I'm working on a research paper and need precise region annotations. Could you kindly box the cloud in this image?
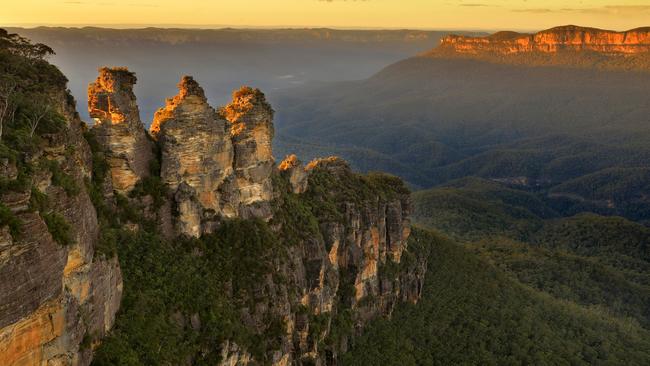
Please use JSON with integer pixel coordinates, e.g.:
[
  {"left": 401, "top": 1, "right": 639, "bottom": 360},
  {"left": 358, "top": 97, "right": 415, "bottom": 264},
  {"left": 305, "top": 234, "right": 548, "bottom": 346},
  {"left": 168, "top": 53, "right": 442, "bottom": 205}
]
[
  {"left": 513, "top": 5, "right": 650, "bottom": 15},
  {"left": 511, "top": 8, "right": 553, "bottom": 14},
  {"left": 127, "top": 3, "right": 161, "bottom": 7},
  {"left": 66, "top": 1, "right": 160, "bottom": 6}
]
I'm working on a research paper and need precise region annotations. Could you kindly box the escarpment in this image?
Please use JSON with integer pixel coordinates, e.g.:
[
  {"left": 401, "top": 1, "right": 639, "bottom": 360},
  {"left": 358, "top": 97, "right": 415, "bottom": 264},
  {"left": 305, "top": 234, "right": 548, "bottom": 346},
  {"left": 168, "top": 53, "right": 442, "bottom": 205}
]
[
  {"left": 439, "top": 26, "right": 650, "bottom": 55},
  {"left": 88, "top": 67, "right": 153, "bottom": 193},
  {"left": 89, "top": 69, "right": 425, "bottom": 364},
  {"left": 429, "top": 25, "right": 650, "bottom": 71}
]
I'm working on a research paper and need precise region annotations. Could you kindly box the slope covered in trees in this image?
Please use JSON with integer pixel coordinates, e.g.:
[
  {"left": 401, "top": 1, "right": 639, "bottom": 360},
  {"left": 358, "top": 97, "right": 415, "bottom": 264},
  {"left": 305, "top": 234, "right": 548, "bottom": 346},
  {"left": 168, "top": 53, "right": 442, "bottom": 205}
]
[
  {"left": 411, "top": 179, "right": 650, "bottom": 329},
  {"left": 273, "top": 55, "right": 650, "bottom": 223},
  {"left": 342, "top": 229, "right": 650, "bottom": 365}
]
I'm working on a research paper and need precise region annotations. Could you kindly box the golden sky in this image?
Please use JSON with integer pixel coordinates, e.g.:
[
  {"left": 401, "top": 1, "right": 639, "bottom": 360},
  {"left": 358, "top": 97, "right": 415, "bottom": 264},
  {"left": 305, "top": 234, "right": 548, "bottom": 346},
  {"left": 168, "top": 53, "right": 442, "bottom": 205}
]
[{"left": 2, "top": 0, "right": 649, "bottom": 31}]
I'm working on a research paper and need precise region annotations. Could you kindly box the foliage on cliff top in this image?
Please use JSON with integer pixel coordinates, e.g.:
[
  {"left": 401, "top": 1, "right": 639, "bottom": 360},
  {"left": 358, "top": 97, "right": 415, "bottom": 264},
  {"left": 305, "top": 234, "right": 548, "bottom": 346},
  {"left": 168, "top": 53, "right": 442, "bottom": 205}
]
[
  {"left": 0, "top": 28, "right": 71, "bottom": 191},
  {"left": 303, "top": 157, "right": 410, "bottom": 222}
]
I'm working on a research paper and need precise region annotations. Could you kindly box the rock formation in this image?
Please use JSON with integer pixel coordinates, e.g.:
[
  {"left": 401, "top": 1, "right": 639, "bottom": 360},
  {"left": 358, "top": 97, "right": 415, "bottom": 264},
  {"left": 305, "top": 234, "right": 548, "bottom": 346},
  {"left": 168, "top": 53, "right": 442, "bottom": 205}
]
[
  {"left": 151, "top": 79, "right": 275, "bottom": 237},
  {"left": 1, "top": 56, "right": 425, "bottom": 366},
  {"left": 0, "top": 86, "right": 122, "bottom": 366},
  {"left": 438, "top": 25, "right": 650, "bottom": 55},
  {"left": 151, "top": 76, "right": 234, "bottom": 237},
  {"left": 278, "top": 154, "right": 308, "bottom": 194},
  {"left": 88, "top": 67, "right": 153, "bottom": 193},
  {"left": 222, "top": 86, "right": 275, "bottom": 219},
  {"left": 211, "top": 156, "right": 423, "bottom": 365}
]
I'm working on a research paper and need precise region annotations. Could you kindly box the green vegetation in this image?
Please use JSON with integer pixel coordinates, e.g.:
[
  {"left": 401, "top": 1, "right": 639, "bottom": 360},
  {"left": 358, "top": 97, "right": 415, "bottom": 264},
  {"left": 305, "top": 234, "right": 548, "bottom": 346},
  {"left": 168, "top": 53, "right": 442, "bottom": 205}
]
[
  {"left": 342, "top": 229, "right": 650, "bottom": 365},
  {"left": 42, "top": 211, "right": 73, "bottom": 246},
  {"left": 92, "top": 222, "right": 283, "bottom": 365},
  {"left": 0, "top": 202, "right": 21, "bottom": 237},
  {"left": 0, "top": 28, "right": 80, "bottom": 244},
  {"left": 90, "top": 155, "right": 417, "bottom": 364},
  {"left": 43, "top": 158, "right": 80, "bottom": 196},
  {"left": 412, "top": 178, "right": 650, "bottom": 329},
  {"left": 275, "top": 55, "right": 650, "bottom": 223}
]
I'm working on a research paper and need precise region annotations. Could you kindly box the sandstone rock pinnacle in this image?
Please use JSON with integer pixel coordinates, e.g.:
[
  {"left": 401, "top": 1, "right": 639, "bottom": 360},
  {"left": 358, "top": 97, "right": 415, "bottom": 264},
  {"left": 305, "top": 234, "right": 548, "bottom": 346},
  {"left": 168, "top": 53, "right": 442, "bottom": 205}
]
[
  {"left": 151, "top": 76, "right": 235, "bottom": 237},
  {"left": 88, "top": 67, "right": 153, "bottom": 193},
  {"left": 222, "top": 86, "right": 275, "bottom": 218}
]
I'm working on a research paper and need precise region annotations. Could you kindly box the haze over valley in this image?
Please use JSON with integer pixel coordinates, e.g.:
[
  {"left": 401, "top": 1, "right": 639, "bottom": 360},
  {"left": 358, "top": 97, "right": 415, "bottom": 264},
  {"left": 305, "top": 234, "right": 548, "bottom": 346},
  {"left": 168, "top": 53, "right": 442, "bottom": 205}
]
[{"left": 6, "top": 27, "right": 476, "bottom": 123}]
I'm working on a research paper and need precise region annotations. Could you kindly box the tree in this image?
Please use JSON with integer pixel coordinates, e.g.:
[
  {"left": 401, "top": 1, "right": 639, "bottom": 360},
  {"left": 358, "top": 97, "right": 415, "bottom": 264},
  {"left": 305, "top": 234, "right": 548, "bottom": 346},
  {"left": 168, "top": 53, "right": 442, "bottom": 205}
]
[
  {"left": 0, "top": 79, "right": 17, "bottom": 141},
  {"left": 0, "top": 29, "right": 54, "bottom": 62},
  {"left": 25, "top": 95, "right": 52, "bottom": 138}
]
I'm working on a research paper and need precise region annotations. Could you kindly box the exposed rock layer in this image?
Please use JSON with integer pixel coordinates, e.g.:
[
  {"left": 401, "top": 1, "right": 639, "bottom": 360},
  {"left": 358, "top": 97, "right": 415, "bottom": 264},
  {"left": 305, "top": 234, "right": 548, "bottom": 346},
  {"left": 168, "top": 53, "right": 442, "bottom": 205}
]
[
  {"left": 151, "top": 76, "right": 235, "bottom": 236},
  {"left": 439, "top": 26, "right": 650, "bottom": 55},
  {"left": 222, "top": 86, "right": 275, "bottom": 219},
  {"left": 0, "top": 89, "right": 122, "bottom": 366}
]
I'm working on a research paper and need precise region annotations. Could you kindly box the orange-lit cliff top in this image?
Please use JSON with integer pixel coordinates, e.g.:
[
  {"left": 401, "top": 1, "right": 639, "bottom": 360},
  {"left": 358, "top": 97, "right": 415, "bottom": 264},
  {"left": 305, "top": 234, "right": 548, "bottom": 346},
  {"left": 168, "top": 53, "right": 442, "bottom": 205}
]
[{"left": 434, "top": 25, "right": 650, "bottom": 55}]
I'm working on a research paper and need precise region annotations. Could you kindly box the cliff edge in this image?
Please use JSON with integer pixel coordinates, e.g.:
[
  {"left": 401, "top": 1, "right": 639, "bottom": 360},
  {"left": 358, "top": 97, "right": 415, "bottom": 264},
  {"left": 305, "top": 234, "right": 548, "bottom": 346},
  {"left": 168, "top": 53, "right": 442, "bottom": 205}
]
[{"left": 428, "top": 25, "right": 650, "bottom": 71}]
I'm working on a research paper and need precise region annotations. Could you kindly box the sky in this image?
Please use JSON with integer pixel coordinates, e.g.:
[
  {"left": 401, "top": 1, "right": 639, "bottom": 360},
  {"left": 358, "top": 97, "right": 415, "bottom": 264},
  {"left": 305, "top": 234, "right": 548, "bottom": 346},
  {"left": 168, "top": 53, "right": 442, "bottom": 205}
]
[{"left": 2, "top": 0, "right": 650, "bottom": 31}]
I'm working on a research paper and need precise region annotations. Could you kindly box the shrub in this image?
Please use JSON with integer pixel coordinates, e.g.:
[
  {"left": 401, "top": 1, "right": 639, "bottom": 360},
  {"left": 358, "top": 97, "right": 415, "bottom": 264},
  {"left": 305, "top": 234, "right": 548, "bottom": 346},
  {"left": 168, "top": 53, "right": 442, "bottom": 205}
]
[
  {"left": 43, "top": 159, "right": 79, "bottom": 196},
  {"left": 0, "top": 202, "right": 21, "bottom": 237},
  {"left": 43, "top": 212, "right": 73, "bottom": 246}
]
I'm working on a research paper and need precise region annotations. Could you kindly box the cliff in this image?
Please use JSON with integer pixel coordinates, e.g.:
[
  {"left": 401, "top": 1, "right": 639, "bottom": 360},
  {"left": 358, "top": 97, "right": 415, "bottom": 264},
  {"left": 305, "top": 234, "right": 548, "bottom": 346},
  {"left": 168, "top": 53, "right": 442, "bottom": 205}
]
[
  {"left": 0, "top": 36, "right": 122, "bottom": 366},
  {"left": 1, "top": 33, "right": 426, "bottom": 365},
  {"left": 429, "top": 25, "right": 650, "bottom": 71},
  {"left": 439, "top": 26, "right": 650, "bottom": 55}
]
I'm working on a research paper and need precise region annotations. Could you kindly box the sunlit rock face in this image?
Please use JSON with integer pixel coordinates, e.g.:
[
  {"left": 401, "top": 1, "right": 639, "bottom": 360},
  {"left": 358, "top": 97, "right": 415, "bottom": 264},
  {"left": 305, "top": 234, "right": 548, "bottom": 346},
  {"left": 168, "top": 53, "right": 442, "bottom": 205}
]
[
  {"left": 438, "top": 26, "right": 650, "bottom": 55},
  {"left": 88, "top": 67, "right": 153, "bottom": 193},
  {"left": 278, "top": 154, "right": 308, "bottom": 194},
  {"left": 151, "top": 80, "right": 275, "bottom": 237},
  {"left": 151, "top": 76, "right": 234, "bottom": 237},
  {"left": 222, "top": 87, "right": 275, "bottom": 219}
]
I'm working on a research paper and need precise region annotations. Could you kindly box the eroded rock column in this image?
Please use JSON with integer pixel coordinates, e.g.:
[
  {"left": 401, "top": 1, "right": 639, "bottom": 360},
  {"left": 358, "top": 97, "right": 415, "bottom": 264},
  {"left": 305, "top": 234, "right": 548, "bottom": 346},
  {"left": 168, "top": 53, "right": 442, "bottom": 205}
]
[
  {"left": 88, "top": 67, "right": 152, "bottom": 194},
  {"left": 222, "top": 87, "right": 275, "bottom": 219},
  {"left": 151, "top": 76, "right": 234, "bottom": 237}
]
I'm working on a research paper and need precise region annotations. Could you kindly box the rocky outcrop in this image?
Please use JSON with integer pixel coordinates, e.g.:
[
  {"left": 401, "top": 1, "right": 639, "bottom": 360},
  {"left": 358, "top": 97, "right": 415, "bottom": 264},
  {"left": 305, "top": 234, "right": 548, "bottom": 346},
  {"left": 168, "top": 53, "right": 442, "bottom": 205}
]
[
  {"left": 438, "top": 26, "right": 650, "bottom": 55},
  {"left": 88, "top": 67, "right": 153, "bottom": 194},
  {"left": 219, "top": 156, "right": 423, "bottom": 365},
  {"left": 0, "top": 88, "right": 122, "bottom": 365},
  {"left": 279, "top": 154, "right": 308, "bottom": 194},
  {"left": 151, "top": 80, "right": 275, "bottom": 237}
]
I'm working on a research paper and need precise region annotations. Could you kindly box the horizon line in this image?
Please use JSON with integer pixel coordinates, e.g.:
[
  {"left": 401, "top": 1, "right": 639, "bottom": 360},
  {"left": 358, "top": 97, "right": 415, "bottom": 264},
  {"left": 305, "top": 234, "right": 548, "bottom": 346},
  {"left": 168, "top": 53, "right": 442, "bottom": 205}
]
[{"left": 1, "top": 22, "right": 529, "bottom": 33}]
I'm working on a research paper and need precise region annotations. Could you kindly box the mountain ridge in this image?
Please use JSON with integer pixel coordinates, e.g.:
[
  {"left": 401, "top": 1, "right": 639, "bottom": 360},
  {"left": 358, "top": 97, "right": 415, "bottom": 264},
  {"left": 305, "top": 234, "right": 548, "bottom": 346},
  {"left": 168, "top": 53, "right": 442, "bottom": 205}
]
[
  {"left": 436, "top": 25, "right": 650, "bottom": 55},
  {"left": 423, "top": 25, "right": 650, "bottom": 72}
]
